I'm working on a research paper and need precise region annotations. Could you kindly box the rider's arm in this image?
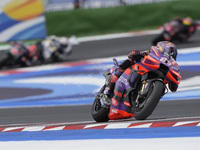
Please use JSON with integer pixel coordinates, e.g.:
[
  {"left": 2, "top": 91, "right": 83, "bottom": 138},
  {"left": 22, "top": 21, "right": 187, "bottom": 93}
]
[
  {"left": 119, "top": 49, "right": 147, "bottom": 71},
  {"left": 128, "top": 49, "right": 142, "bottom": 62},
  {"left": 119, "top": 59, "right": 131, "bottom": 70}
]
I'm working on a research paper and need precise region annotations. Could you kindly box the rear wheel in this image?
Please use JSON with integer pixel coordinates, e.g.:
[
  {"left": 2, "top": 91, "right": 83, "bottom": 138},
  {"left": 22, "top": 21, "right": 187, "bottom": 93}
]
[
  {"left": 91, "top": 85, "right": 110, "bottom": 122},
  {"left": 133, "top": 81, "right": 164, "bottom": 120}
]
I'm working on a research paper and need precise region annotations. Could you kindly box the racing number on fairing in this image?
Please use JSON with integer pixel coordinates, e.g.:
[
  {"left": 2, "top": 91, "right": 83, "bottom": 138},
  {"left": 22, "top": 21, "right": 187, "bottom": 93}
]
[{"left": 160, "top": 57, "right": 171, "bottom": 66}]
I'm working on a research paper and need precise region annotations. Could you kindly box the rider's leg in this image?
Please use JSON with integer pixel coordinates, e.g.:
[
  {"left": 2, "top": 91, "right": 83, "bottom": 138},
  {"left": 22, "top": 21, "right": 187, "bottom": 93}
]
[
  {"left": 104, "top": 59, "right": 132, "bottom": 97},
  {"left": 102, "top": 60, "right": 133, "bottom": 107},
  {"left": 102, "top": 69, "right": 124, "bottom": 107},
  {"left": 104, "top": 74, "right": 119, "bottom": 96},
  {"left": 109, "top": 68, "right": 141, "bottom": 120}
]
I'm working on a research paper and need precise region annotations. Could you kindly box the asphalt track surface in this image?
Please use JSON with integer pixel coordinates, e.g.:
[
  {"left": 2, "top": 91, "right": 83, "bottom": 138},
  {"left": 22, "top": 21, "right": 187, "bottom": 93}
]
[{"left": 0, "top": 31, "right": 200, "bottom": 126}]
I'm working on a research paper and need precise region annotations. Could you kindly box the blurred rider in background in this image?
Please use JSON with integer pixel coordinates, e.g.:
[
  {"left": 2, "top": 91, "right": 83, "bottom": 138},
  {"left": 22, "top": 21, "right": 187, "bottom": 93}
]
[
  {"left": 102, "top": 41, "right": 179, "bottom": 116},
  {"left": 40, "top": 35, "right": 72, "bottom": 62},
  {"left": 170, "top": 17, "right": 196, "bottom": 42},
  {"left": 10, "top": 41, "right": 32, "bottom": 66}
]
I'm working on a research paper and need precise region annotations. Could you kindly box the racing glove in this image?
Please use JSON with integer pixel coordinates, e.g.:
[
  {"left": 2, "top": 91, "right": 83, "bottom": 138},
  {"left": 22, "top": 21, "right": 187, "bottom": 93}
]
[{"left": 128, "top": 49, "right": 142, "bottom": 62}]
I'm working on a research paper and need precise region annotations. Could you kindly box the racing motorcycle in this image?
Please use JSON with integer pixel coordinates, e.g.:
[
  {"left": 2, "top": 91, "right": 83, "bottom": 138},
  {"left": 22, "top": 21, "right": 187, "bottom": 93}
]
[
  {"left": 91, "top": 48, "right": 181, "bottom": 122},
  {"left": 0, "top": 42, "right": 41, "bottom": 69},
  {"left": 152, "top": 20, "right": 200, "bottom": 45},
  {"left": 38, "top": 35, "right": 78, "bottom": 63}
]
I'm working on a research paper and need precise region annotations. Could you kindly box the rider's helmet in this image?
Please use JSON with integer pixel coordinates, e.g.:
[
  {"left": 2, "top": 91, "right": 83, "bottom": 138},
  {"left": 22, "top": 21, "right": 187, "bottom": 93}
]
[
  {"left": 59, "top": 37, "right": 69, "bottom": 48},
  {"left": 156, "top": 41, "right": 178, "bottom": 60},
  {"left": 182, "top": 17, "right": 193, "bottom": 26}
]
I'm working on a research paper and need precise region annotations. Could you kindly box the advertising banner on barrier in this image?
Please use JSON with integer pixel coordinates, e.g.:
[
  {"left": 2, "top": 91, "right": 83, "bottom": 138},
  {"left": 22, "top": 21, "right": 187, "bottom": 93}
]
[
  {"left": 0, "top": 0, "right": 46, "bottom": 43},
  {"left": 45, "top": 0, "right": 174, "bottom": 11}
]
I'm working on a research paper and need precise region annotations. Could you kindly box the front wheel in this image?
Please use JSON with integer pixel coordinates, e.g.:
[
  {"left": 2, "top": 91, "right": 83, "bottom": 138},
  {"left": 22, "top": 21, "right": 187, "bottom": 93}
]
[
  {"left": 91, "top": 85, "right": 110, "bottom": 122},
  {"left": 133, "top": 81, "right": 164, "bottom": 120}
]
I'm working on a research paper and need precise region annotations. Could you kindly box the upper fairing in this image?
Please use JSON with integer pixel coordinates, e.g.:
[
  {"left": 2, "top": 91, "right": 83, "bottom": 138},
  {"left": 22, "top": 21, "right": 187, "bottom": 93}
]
[{"left": 149, "top": 46, "right": 180, "bottom": 72}]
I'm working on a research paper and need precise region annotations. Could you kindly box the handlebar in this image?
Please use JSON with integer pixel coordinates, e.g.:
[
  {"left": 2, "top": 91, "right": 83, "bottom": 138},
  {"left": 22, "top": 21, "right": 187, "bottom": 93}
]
[{"left": 141, "top": 51, "right": 149, "bottom": 57}]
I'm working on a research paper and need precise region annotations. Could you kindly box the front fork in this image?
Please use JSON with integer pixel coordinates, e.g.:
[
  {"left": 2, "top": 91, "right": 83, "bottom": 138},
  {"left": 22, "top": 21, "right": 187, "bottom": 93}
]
[
  {"left": 135, "top": 79, "right": 166, "bottom": 107},
  {"left": 135, "top": 80, "right": 148, "bottom": 107}
]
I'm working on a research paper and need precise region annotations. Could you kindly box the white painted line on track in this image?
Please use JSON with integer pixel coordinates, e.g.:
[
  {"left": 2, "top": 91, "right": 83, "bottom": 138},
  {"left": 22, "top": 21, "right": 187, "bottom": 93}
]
[
  {"left": 84, "top": 123, "right": 108, "bottom": 129},
  {"left": 178, "top": 46, "right": 200, "bottom": 54},
  {"left": 22, "top": 126, "right": 46, "bottom": 132},
  {"left": 42, "top": 126, "right": 66, "bottom": 131},
  {"left": 77, "top": 29, "right": 161, "bottom": 42},
  {"left": 0, "top": 138, "right": 200, "bottom": 150},
  {"left": 2, "top": 127, "right": 24, "bottom": 132},
  {"left": 128, "top": 123, "right": 153, "bottom": 128},
  {"left": 173, "top": 121, "right": 200, "bottom": 127},
  {"left": 0, "top": 29, "right": 160, "bottom": 50},
  {"left": 104, "top": 122, "right": 132, "bottom": 129}
]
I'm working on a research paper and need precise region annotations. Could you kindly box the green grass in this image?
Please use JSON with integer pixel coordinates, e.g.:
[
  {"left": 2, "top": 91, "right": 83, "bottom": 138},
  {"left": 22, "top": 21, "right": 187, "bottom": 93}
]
[{"left": 45, "top": 0, "right": 200, "bottom": 37}]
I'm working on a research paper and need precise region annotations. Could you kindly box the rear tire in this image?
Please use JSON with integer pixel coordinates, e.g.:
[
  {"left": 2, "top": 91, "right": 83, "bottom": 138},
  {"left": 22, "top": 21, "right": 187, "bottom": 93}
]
[
  {"left": 133, "top": 81, "right": 164, "bottom": 120},
  {"left": 91, "top": 85, "right": 110, "bottom": 122}
]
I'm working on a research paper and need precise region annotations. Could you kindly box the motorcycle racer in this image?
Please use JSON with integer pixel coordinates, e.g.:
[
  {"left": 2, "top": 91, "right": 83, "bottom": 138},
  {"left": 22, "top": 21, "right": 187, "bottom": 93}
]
[
  {"left": 170, "top": 17, "right": 196, "bottom": 42},
  {"left": 10, "top": 41, "right": 32, "bottom": 66},
  {"left": 102, "top": 41, "right": 179, "bottom": 120},
  {"left": 40, "top": 35, "right": 72, "bottom": 62},
  {"left": 152, "top": 17, "right": 198, "bottom": 45}
]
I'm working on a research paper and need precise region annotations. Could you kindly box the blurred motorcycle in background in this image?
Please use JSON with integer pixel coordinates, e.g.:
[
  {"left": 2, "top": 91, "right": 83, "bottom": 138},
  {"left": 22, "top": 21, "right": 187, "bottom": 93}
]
[
  {"left": 152, "top": 17, "right": 200, "bottom": 45},
  {"left": 37, "top": 35, "right": 78, "bottom": 63},
  {"left": 0, "top": 41, "right": 41, "bottom": 69},
  {"left": 0, "top": 35, "right": 78, "bottom": 69}
]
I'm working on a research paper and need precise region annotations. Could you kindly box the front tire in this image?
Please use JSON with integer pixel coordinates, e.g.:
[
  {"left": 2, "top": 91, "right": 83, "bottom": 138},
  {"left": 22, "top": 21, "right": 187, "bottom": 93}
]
[
  {"left": 133, "top": 81, "right": 164, "bottom": 120},
  {"left": 91, "top": 85, "right": 110, "bottom": 122}
]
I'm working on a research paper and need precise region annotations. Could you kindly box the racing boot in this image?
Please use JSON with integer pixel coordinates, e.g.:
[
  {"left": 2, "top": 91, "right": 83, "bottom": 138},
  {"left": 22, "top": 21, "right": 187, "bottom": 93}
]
[
  {"left": 102, "top": 79, "right": 116, "bottom": 108},
  {"left": 101, "top": 94, "right": 111, "bottom": 108},
  {"left": 102, "top": 69, "right": 122, "bottom": 108}
]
